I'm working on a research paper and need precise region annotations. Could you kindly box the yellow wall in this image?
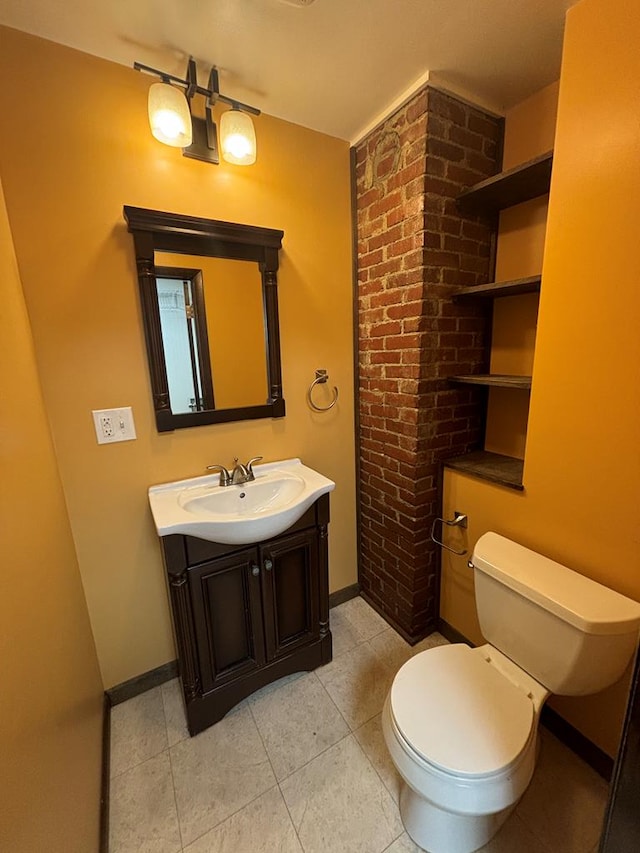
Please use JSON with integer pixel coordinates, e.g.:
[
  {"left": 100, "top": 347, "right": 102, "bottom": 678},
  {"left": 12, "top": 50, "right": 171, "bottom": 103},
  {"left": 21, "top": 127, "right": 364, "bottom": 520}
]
[
  {"left": 0, "top": 176, "right": 103, "bottom": 852},
  {"left": 442, "top": 0, "right": 640, "bottom": 757},
  {"left": 0, "top": 27, "right": 356, "bottom": 688}
]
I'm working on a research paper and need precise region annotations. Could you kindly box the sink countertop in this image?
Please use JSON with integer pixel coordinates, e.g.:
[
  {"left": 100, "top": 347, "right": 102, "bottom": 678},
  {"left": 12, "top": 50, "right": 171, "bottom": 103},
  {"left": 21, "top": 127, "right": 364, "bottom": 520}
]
[{"left": 148, "top": 457, "right": 335, "bottom": 545}]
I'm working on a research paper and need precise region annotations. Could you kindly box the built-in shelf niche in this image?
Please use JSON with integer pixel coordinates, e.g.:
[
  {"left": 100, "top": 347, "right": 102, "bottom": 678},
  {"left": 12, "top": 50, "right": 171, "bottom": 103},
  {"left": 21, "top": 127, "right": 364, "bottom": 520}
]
[
  {"left": 456, "top": 151, "right": 553, "bottom": 214},
  {"left": 445, "top": 151, "right": 553, "bottom": 490},
  {"left": 449, "top": 374, "right": 532, "bottom": 390},
  {"left": 453, "top": 275, "right": 541, "bottom": 300},
  {"left": 443, "top": 450, "right": 524, "bottom": 492}
]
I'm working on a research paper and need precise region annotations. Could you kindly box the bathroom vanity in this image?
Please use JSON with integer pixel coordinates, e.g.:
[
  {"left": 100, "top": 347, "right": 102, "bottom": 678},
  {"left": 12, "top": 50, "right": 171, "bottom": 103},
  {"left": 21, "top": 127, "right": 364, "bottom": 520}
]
[{"left": 157, "top": 488, "right": 332, "bottom": 735}]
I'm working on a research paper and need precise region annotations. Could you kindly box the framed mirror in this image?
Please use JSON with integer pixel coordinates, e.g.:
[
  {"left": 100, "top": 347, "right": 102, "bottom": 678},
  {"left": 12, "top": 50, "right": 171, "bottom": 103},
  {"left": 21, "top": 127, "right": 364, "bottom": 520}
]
[{"left": 123, "top": 206, "right": 285, "bottom": 431}]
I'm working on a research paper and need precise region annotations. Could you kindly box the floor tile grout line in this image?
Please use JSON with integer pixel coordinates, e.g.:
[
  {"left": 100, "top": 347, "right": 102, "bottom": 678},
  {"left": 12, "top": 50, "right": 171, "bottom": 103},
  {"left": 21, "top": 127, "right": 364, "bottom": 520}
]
[
  {"left": 278, "top": 729, "right": 355, "bottom": 786},
  {"left": 247, "top": 699, "right": 279, "bottom": 783},
  {"left": 316, "top": 639, "right": 397, "bottom": 734},
  {"left": 330, "top": 599, "right": 391, "bottom": 650},
  {"left": 248, "top": 674, "right": 353, "bottom": 788},
  {"left": 160, "top": 682, "right": 185, "bottom": 852},
  {"left": 109, "top": 686, "right": 169, "bottom": 781},
  {"left": 275, "top": 732, "right": 405, "bottom": 853},
  {"left": 514, "top": 799, "right": 581, "bottom": 853},
  {"left": 109, "top": 742, "right": 172, "bottom": 784},
  {"left": 352, "top": 720, "right": 401, "bottom": 808},
  {"left": 244, "top": 695, "right": 309, "bottom": 850},
  {"left": 275, "top": 733, "right": 367, "bottom": 853},
  {"left": 309, "top": 668, "right": 353, "bottom": 732},
  {"left": 161, "top": 672, "right": 352, "bottom": 819},
  {"left": 170, "top": 702, "right": 280, "bottom": 848},
  {"left": 179, "top": 782, "right": 281, "bottom": 851},
  {"left": 326, "top": 606, "right": 409, "bottom": 830},
  {"left": 340, "top": 609, "right": 390, "bottom": 640},
  {"left": 511, "top": 812, "right": 557, "bottom": 853},
  {"left": 364, "top": 636, "right": 402, "bottom": 679},
  {"left": 349, "top": 735, "right": 406, "bottom": 851},
  {"left": 331, "top": 603, "right": 400, "bottom": 653},
  {"left": 277, "top": 787, "right": 306, "bottom": 853},
  {"left": 382, "top": 826, "right": 408, "bottom": 853},
  {"left": 330, "top": 627, "right": 369, "bottom": 660},
  {"left": 165, "top": 745, "right": 185, "bottom": 851}
]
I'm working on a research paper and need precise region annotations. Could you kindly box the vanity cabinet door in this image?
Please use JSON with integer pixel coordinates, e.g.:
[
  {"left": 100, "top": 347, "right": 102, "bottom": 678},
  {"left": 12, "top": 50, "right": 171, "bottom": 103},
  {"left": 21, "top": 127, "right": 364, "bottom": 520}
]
[
  {"left": 260, "top": 529, "right": 320, "bottom": 662},
  {"left": 188, "top": 548, "right": 266, "bottom": 694}
]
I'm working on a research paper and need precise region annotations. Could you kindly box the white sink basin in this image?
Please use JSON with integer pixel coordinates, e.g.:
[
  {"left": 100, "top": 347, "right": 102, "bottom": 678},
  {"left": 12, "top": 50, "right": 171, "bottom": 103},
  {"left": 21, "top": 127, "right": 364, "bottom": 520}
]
[{"left": 148, "top": 458, "right": 335, "bottom": 545}]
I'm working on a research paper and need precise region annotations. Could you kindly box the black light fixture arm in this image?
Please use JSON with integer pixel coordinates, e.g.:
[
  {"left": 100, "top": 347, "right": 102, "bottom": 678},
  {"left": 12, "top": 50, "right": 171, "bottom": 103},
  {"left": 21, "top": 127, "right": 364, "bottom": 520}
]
[{"left": 133, "top": 59, "right": 261, "bottom": 116}]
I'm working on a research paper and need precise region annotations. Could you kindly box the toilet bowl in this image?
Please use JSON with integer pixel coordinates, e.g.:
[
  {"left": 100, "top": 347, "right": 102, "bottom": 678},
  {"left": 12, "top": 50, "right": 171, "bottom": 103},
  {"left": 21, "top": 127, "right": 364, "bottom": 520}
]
[
  {"left": 383, "top": 532, "right": 640, "bottom": 853},
  {"left": 382, "top": 643, "right": 547, "bottom": 853}
]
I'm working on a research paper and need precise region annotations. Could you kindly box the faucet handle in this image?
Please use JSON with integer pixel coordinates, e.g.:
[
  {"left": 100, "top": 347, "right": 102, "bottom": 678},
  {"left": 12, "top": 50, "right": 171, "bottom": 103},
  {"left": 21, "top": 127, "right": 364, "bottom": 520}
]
[
  {"left": 206, "top": 464, "right": 232, "bottom": 487},
  {"left": 245, "top": 456, "right": 263, "bottom": 480}
]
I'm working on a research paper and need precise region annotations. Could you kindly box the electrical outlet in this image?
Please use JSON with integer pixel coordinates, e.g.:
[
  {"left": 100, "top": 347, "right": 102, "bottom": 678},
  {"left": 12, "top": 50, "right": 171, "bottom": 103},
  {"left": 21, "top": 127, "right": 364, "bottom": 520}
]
[
  {"left": 92, "top": 407, "right": 137, "bottom": 445},
  {"left": 100, "top": 415, "right": 115, "bottom": 438}
]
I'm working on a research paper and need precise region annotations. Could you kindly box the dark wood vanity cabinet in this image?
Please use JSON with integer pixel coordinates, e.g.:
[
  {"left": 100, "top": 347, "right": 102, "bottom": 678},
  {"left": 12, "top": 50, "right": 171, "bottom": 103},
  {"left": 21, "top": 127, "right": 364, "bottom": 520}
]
[{"left": 159, "top": 494, "right": 332, "bottom": 735}]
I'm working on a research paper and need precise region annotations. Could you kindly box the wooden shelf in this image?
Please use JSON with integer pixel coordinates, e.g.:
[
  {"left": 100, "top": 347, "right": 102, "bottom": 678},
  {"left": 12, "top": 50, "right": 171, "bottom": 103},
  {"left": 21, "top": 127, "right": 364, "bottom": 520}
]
[
  {"left": 457, "top": 151, "right": 553, "bottom": 214},
  {"left": 449, "top": 374, "right": 532, "bottom": 390},
  {"left": 444, "top": 451, "right": 524, "bottom": 491},
  {"left": 453, "top": 275, "right": 541, "bottom": 300}
]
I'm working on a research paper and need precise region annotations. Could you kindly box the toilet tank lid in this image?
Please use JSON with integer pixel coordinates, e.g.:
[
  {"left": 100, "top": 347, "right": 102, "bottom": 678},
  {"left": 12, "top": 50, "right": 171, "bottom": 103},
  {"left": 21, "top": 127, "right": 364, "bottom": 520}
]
[{"left": 472, "top": 533, "right": 640, "bottom": 636}]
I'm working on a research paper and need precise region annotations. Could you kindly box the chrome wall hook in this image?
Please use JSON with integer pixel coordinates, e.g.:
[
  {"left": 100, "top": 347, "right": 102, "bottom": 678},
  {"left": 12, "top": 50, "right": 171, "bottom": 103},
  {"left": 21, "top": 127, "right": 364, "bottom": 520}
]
[{"left": 307, "top": 369, "right": 339, "bottom": 412}]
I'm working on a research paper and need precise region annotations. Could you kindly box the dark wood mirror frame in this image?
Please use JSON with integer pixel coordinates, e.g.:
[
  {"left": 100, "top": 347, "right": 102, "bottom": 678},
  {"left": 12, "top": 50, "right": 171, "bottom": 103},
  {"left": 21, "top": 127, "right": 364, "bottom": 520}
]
[{"left": 123, "top": 205, "right": 285, "bottom": 432}]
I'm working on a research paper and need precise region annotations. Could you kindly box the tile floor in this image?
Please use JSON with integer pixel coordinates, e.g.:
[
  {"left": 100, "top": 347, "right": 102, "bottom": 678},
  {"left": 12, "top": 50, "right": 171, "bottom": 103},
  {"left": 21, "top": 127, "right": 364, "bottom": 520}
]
[{"left": 109, "top": 596, "right": 609, "bottom": 853}]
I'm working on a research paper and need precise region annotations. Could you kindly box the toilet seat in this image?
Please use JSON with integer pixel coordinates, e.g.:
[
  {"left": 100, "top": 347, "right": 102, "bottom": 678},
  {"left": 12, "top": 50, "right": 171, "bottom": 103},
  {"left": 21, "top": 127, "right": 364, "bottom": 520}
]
[{"left": 390, "top": 644, "right": 534, "bottom": 779}]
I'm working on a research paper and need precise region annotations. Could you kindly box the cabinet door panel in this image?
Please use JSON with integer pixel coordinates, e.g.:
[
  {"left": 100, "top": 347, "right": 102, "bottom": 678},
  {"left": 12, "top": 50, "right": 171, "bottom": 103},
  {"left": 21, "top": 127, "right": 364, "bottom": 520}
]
[
  {"left": 261, "top": 530, "right": 320, "bottom": 661},
  {"left": 189, "top": 549, "right": 265, "bottom": 693}
]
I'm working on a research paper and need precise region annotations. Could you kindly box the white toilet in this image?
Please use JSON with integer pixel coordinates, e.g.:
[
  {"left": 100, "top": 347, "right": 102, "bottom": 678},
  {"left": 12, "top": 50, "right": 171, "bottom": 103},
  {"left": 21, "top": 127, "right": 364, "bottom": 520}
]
[{"left": 382, "top": 532, "right": 640, "bottom": 853}]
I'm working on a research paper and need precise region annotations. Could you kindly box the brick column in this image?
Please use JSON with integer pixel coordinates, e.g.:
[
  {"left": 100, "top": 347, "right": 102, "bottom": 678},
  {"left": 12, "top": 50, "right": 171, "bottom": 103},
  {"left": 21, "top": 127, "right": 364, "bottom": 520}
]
[{"left": 355, "top": 86, "right": 501, "bottom": 641}]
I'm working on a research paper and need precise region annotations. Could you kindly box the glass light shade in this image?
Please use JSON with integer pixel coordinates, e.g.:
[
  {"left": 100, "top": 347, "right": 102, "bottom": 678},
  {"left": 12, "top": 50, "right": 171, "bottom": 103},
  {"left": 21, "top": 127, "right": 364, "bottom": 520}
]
[
  {"left": 220, "top": 109, "right": 257, "bottom": 165},
  {"left": 148, "top": 82, "right": 192, "bottom": 148}
]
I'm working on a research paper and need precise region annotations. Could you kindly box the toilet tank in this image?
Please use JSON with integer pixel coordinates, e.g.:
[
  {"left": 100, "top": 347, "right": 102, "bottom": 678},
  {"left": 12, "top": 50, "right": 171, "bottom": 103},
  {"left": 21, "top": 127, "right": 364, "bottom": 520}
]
[{"left": 472, "top": 533, "right": 640, "bottom": 696}]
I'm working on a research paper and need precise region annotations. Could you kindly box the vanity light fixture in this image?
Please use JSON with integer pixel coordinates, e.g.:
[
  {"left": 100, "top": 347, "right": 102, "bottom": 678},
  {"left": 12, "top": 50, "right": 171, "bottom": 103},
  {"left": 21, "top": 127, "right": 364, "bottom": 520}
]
[
  {"left": 134, "top": 57, "right": 260, "bottom": 165},
  {"left": 220, "top": 107, "right": 257, "bottom": 166}
]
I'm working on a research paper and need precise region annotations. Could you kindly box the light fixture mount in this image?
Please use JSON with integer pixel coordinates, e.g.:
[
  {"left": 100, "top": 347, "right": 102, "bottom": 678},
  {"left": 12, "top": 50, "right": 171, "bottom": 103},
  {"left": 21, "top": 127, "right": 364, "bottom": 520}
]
[
  {"left": 183, "top": 108, "right": 220, "bottom": 164},
  {"left": 134, "top": 57, "right": 260, "bottom": 166}
]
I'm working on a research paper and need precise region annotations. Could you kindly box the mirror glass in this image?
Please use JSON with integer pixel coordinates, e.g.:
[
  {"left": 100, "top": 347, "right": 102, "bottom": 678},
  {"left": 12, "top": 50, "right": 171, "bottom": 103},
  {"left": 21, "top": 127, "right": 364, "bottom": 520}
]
[{"left": 155, "top": 252, "right": 267, "bottom": 413}]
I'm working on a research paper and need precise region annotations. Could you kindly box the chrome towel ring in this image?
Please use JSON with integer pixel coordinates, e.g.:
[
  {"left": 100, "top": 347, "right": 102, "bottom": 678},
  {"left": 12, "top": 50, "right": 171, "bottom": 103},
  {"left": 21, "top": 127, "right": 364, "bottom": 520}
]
[
  {"left": 307, "top": 369, "right": 339, "bottom": 412},
  {"left": 430, "top": 512, "right": 468, "bottom": 556}
]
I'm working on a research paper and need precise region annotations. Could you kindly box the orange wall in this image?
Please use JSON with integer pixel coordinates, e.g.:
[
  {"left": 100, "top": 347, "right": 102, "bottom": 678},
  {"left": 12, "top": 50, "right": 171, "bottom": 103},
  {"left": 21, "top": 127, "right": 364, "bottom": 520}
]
[
  {"left": 442, "top": 0, "right": 640, "bottom": 757},
  {"left": 0, "top": 27, "right": 356, "bottom": 688},
  {"left": 0, "top": 176, "right": 103, "bottom": 852},
  {"left": 485, "top": 82, "right": 558, "bottom": 458}
]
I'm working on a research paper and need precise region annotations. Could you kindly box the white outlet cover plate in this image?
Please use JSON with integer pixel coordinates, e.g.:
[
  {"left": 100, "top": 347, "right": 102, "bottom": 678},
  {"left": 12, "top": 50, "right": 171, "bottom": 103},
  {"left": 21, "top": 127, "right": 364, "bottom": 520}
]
[{"left": 92, "top": 407, "right": 137, "bottom": 444}]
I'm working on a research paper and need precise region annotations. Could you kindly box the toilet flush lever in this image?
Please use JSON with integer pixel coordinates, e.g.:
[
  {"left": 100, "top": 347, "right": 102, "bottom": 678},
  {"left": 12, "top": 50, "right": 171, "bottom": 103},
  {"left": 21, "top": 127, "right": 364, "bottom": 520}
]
[{"left": 430, "top": 512, "right": 468, "bottom": 556}]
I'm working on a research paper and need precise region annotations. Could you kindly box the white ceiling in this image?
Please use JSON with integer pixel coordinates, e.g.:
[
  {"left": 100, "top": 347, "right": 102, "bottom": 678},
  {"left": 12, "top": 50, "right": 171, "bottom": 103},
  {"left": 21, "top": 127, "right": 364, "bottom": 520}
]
[{"left": 0, "top": 0, "right": 577, "bottom": 141}]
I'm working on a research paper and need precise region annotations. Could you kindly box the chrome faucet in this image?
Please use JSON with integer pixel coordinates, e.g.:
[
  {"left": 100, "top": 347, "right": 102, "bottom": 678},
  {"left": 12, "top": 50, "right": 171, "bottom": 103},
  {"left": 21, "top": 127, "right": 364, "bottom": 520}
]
[
  {"left": 206, "top": 456, "right": 263, "bottom": 487},
  {"left": 232, "top": 456, "right": 263, "bottom": 484},
  {"left": 205, "top": 463, "right": 232, "bottom": 487}
]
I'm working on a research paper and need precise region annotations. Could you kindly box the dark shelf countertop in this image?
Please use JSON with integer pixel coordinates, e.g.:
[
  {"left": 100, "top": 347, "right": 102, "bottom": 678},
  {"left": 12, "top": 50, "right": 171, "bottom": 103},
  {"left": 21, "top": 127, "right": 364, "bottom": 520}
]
[
  {"left": 453, "top": 275, "right": 542, "bottom": 300},
  {"left": 457, "top": 151, "right": 553, "bottom": 214},
  {"left": 449, "top": 374, "right": 532, "bottom": 390},
  {"left": 443, "top": 450, "right": 524, "bottom": 490}
]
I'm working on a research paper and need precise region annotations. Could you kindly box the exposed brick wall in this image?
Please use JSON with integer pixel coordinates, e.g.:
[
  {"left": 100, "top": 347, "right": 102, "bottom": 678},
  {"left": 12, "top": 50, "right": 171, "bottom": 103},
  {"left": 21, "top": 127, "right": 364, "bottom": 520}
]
[{"left": 355, "top": 86, "right": 502, "bottom": 641}]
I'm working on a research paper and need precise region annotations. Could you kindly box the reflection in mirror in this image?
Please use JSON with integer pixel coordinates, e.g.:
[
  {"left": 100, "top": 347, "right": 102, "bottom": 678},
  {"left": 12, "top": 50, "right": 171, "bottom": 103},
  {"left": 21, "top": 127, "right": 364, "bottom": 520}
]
[
  {"left": 155, "top": 266, "right": 213, "bottom": 413},
  {"left": 155, "top": 253, "right": 268, "bottom": 412},
  {"left": 123, "top": 205, "right": 285, "bottom": 432}
]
